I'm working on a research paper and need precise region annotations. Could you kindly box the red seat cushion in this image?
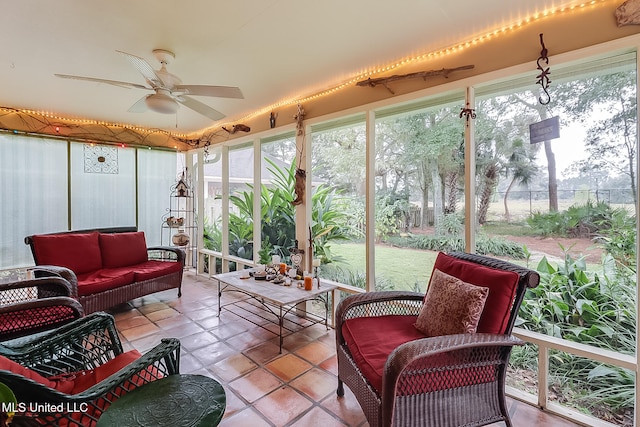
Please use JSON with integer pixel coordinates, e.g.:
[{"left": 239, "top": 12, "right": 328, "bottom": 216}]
[
  {"left": 31, "top": 232, "right": 102, "bottom": 275},
  {"left": 343, "top": 316, "right": 498, "bottom": 395},
  {"left": 57, "top": 350, "right": 142, "bottom": 427},
  {"left": 76, "top": 268, "right": 135, "bottom": 296},
  {"left": 432, "top": 253, "right": 520, "bottom": 334},
  {"left": 342, "top": 315, "right": 426, "bottom": 392},
  {"left": 70, "top": 350, "right": 143, "bottom": 394},
  {"left": 0, "top": 305, "right": 80, "bottom": 339},
  {"left": 131, "top": 260, "right": 183, "bottom": 282},
  {"left": 99, "top": 232, "right": 149, "bottom": 268}
]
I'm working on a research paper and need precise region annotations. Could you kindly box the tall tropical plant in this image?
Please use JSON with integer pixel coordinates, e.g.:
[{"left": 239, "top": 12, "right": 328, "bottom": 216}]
[{"left": 225, "top": 158, "right": 356, "bottom": 263}]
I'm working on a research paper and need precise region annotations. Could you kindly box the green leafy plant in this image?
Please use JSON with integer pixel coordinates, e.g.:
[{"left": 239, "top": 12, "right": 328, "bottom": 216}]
[
  {"left": 514, "top": 250, "right": 637, "bottom": 417},
  {"left": 593, "top": 207, "right": 636, "bottom": 267},
  {"left": 223, "top": 158, "right": 357, "bottom": 263},
  {"left": 526, "top": 201, "right": 620, "bottom": 238}
]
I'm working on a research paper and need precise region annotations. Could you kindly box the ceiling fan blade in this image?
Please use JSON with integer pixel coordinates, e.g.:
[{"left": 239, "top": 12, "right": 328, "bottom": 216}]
[
  {"left": 116, "top": 50, "right": 163, "bottom": 88},
  {"left": 127, "top": 95, "right": 151, "bottom": 113},
  {"left": 174, "top": 85, "right": 244, "bottom": 99},
  {"left": 178, "top": 96, "right": 225, "bottom": 121},
  {"left": 55, "top": 74, "right": 149, "bottom": 90}
]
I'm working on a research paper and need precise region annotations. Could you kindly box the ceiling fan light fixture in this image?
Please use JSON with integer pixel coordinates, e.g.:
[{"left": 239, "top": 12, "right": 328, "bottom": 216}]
[{"left": 145, "top": 92, "right": 179, "bottom": 114}]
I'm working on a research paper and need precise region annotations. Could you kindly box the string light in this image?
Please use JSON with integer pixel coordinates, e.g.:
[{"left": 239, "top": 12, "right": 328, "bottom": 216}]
[
  {"left": 195, "top": 0, "right": 608, "bottom": 139},
  {"left": 0, "top": 107, "right": 189, "bottom": 139},
  {"left": 2, "top": 0, "right": 612, "bottom": 145}
]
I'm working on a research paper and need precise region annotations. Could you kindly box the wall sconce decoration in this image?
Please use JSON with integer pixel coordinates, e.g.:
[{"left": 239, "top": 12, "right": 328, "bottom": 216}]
[
  {"left": 459, "top": 103, "right": 476, "bottom": 122},
  {"left": 536, "top": 33, "right": 551, "bottom": 105},
  {"left": 294, "top": 104, "right": 306, "bottom": 136},
  {"left": 292, "top": 168, "right": 306, "bottom": 206},
  {"left": 270, "top": 112, "right": 278, "bottom": 128}
]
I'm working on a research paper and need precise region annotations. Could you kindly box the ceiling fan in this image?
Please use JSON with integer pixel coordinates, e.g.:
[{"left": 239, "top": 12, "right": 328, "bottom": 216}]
[{"left": 55, "top": 49, "right": 243, "bottom": 121}]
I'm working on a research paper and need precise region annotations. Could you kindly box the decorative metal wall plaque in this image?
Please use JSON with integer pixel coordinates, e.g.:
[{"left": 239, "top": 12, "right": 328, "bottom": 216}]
[{"left": 84, "top": 144, "right": 119, "bottom": 174}]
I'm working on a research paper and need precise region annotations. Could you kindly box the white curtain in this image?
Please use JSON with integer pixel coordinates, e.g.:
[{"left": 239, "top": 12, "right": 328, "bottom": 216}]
[
  {"left": 0, "top": 135, "right": 68, "bottom": 268},
  {"left": 138, "top": 149, "right": 178, "bottom": 246},
  {"left": 70, "top": 143, "right": 136, "bottom": 230}
]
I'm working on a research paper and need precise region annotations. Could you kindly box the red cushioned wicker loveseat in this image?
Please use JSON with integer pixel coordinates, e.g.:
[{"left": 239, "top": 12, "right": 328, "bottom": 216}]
[{"left": 25, "top": 227, "right": 185, "bottom": 314}]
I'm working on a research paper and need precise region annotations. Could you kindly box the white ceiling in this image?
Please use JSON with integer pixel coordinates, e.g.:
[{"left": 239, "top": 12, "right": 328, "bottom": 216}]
[{"left": 2, "top": 0, "right": 585, "bottom": 134}]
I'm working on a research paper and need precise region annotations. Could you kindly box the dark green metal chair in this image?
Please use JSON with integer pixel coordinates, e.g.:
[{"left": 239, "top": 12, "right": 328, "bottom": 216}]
[{"left": 0, "top": 312, "right": 180, "bottom": 427}]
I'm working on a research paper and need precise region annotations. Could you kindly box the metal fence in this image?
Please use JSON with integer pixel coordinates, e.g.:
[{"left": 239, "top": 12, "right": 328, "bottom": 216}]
[{"left": 491, "top": 188, "right": 636, "bottom": 216}]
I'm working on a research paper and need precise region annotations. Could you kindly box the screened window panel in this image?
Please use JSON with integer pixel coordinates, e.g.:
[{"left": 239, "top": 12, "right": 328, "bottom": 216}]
[
  {"left": 138, "top": 149, "right": 177, "bottom": 246},
  {"left": 311, "top": 119, "right": 367, "bottom": 287},
  {"left": 228, "top": 144, "right": 254, "bottom": 261},
  {"left": 70, "top": 143, "right": 135, "bottom": 229},
  {"left": 0, "top": 135, "right": 67, "bottom": 268}
]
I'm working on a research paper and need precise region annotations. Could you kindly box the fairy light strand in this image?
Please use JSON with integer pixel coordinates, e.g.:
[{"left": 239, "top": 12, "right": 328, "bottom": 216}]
[
  {"left": 198, "top": 0, "right": 606, "bottom": 138},
  {"left": 2, "top": 0, "right": 608, "bottom": 146}
]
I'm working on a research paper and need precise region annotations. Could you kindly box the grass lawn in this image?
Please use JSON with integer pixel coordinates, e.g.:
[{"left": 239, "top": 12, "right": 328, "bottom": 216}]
[{"left": 329, "top": 242, "right": 438, "bottom": 292}]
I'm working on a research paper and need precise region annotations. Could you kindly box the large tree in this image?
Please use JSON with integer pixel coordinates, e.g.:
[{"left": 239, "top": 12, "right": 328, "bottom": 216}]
[
  {"left": 502, "top": 138, "right": 539, "bottom": 222},
  {"left": 561, "top": 70, "right": 638, "bottom": 209},
  {"left": 395, "top": 108, "right": 463, "bottom": 229},
  {"left": 474, "top": 98, "right": 538, "bottom": 224}
]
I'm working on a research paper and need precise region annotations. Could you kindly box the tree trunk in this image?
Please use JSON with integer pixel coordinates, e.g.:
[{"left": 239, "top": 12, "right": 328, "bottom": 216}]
[
  {"left": 544, "top": 139, "right": 558, "bottom": 212},
  {"left": 503, "top": 176, "right": 516, "bottom": 222},
  {"left": 477, "top": 163, "right": 498, "bottom": 225},
  {"left": 419, "top": 163, "right": 431, "bottom": 229},
  {"left": 627, "top": 149, "right": 637, "bottom": 209},
  {"left": 512, "top": 98, "right": 559, "bottom": 213},
  {"left": 534, "top": 108, "right": 558, "bottom": 212},
  {"left": 444, "top": 170, "right": 458, "bottom": 214},
  {"left": 430, "top": 159, "right": 442, "bottom": 229},
  {"left": 622, "top": 115, "right": 637, "bottom": 210},
  {"left": 421, "top": 185, "right": 430, "bottom": 228}
]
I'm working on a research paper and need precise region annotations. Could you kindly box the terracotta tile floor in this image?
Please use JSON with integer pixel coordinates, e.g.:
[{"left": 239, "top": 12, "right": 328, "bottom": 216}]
[{"left": 111, "top": 271, "right": 582, "bottom": 427}]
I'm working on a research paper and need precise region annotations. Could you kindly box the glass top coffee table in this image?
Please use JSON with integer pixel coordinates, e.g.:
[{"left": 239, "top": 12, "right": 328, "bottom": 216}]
[
  {"left": 96, "top": 374, "right": 225, "bottom": 426},
  {"left": 213, "top": 270, "right": 337, "bottom": 353}
]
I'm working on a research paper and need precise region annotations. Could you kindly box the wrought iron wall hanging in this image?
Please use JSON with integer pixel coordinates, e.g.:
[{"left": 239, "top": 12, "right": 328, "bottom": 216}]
[{"left": 536, "top": 33, "right": 551, "bottom": 105}]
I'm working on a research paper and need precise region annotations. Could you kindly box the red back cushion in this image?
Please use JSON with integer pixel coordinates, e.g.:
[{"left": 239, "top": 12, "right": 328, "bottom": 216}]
[
  {"left": 99, "top": 232, "right": 148, "bottom": 268},
  {"left": 431, "top": 252, "right": 520, "bottom": 334},
  {"left": 0, "top": 355, "right": 55, "bottom": 387},
  {"left": 31, "top": 232, "right": 102, "bottom": 274},
  {"left": 0, "top": 355, "right": 74, "bottom": 394}
]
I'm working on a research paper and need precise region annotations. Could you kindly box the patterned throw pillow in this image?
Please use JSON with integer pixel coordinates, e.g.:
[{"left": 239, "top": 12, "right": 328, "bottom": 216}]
[{"left": 415, "top": 268, "right": 489, "bottom": 337}]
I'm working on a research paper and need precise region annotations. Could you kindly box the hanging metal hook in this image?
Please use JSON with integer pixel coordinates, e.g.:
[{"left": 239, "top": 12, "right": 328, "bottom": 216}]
[{"left": 536, "top": 33, "right": 551, "bottom": 105}]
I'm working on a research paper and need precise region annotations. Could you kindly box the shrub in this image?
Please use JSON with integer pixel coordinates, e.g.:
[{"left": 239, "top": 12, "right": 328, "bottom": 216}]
[
  {"left": 385, "top": 233, "right": 525, "bottom": 258},
  {"left": 593, "top": 207, "right": 636, "bottom": 268},
  {"left": 514, "top": 252, "right": 636, "bottom": 416},
  {"left": 526, "top": 201, "right": 620, "bottom": 238}
]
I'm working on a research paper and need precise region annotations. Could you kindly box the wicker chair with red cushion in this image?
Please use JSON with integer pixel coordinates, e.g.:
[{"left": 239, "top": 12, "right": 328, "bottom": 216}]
[
  {"left": 0, "top": 312, "right": 180, "bottom": 427},
  {"left": 0, "top": 267, "right": 84, "bottom": 341},
  {"left": 335, "top": 252, "right": 539, "bottom": 427}
]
